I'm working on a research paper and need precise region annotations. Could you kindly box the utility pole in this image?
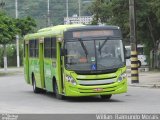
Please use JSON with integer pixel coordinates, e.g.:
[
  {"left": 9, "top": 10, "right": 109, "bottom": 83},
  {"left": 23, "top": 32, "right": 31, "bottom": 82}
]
[
  {"left": 47, "top": 0, "right": 50, "bottom": 26},
  {"left": 15, "top": 0, "right": 20, "bottom": 68},
  {"left": 129, "top": 0, "right": 139, "bottom": 83},
  {"left": 66, "top": 0, "right": 69, "bottom": 24},
  {"left": 78, "top": 0, "right": 81, "bottom": 24},
  {"left": 78, "top": 0, "right": 81, "bottom": 17},
  {"left": 66, "top": 0, "right": 68, "bottom": 18}
]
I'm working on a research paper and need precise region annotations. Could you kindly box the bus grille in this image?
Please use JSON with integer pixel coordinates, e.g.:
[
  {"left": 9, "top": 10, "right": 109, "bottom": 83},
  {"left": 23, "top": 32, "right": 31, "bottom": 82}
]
[{"left": 77, "top": 77, "right": 117, "bottom": 86}]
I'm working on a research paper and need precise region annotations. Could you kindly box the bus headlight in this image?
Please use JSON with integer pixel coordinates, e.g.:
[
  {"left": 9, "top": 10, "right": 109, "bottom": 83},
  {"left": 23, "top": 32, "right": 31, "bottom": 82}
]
[
  {"left": 118, "top": 73, "right": 127, "bottom": 82},
  {"left": 65, "top": 75, "right": 77, "bottom": 85}
]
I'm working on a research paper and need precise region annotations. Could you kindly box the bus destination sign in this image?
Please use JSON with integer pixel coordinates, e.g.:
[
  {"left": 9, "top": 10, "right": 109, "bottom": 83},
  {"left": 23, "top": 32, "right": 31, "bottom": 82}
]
[{"left": 73, "top": 30, "right": 114, "bottom": 38}]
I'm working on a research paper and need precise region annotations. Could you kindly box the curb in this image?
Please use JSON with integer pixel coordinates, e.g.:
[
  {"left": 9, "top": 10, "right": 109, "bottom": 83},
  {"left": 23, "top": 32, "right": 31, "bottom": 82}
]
[
  {"left": 129, "top": 84, "right": 160, "bottom": 88},
  {"left": 0, "top": 68, "right": 23, "bottom": 76}
]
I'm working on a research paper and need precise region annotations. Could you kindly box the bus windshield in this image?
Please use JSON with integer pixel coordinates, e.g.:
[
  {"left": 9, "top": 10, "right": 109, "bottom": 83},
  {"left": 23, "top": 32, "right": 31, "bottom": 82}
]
[{"left": 65, "top": 39, "right": 124, "bottom": 73}]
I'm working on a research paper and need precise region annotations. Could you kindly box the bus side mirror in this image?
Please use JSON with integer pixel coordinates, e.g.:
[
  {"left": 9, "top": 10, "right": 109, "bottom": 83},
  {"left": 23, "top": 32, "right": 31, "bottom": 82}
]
[
  {"left": 125, "top": 48, "right": 131, "bottom": 59},
  {"left": 61, "top": 48, "right": 67, "bottom": 56}
]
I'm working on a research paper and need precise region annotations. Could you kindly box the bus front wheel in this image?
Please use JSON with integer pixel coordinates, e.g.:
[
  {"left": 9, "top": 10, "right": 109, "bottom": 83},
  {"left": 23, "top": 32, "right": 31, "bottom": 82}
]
[
  {"left": 53, "top": 81, "right": 64, "bottom": 100},
  {"left": 100, "top": 95, "right": 112, "bottom": 100},
  {"left": 32, "top": 75, "right": 41, "bottom": 93}
]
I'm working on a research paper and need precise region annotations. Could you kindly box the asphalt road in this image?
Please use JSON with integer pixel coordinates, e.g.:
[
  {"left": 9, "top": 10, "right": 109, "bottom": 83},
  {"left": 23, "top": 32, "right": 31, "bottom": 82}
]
[{"left": 0, "top": 73, "right": 160, "bottom": 114}]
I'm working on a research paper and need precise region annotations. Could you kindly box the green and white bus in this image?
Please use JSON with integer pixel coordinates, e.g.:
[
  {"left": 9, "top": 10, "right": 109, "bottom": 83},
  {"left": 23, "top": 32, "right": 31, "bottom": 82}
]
[{"left": 24, "top": 24, "right": 128, "bottom": 100}]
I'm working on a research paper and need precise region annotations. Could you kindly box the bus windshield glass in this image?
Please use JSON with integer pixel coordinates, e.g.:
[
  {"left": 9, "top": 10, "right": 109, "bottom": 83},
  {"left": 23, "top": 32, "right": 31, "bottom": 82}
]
[{"left": 64, "top": 39, "right": 124, "bottom": 72}]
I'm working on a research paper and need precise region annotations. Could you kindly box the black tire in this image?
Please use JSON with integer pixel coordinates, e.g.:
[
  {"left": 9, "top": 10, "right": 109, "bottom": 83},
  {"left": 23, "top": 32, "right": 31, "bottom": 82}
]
[
  {"left": 32, "top": 75, "right": 41, "bottom": 93},
  {"left": 100, "top": 95, "right": 112, "bottom": 100},
  {"left": 137, "top": 60, "right": 141, "bottom": 68},
  {"left": 53, "top": 81, "right": 64, "bottom": 100}
]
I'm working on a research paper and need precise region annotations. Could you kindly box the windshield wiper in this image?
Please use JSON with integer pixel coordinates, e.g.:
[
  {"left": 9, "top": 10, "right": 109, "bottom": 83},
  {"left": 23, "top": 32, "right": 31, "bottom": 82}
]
[
  {"left": 78, "top": 38, "right": 88, "bottom": 57},
  {"left": 98, "top": 37, "right": 108, "bottom": 54}
]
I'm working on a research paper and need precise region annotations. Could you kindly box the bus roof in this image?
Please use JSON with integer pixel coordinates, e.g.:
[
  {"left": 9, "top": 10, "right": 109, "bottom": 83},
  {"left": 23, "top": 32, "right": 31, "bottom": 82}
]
[
  {"left": 24, "top": 24, "right": 85, "bottom": 40},
  {"left": 37, "top": 24, "right": 85, "bottom": 33},
  {"left": 24, "top": 24, "right": 120, "bottom": 40},
  {"left": 65, "top": 25, "right": 120, "bottom": 32}
]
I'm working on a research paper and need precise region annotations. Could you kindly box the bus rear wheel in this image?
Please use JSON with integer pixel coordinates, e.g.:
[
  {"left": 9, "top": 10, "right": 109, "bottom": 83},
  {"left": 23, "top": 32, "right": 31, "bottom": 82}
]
[
  {"left": 53, "top": 81, "right": 64, "bottom": 100},
  {"left": 100, "top": 95, "right": 112, "bottom": 100},
  {"left": 32, "top": 75, "right": 41, "bottom": 93}
]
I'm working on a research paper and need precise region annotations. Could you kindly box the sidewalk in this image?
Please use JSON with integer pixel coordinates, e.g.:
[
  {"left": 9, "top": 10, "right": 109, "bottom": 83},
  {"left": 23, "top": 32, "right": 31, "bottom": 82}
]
[
  {"left": 127, "top": 70, "right": 160, "bottom": 88},
  {"left": 0, "top": 67, "right": 23, "bottom": 76}
]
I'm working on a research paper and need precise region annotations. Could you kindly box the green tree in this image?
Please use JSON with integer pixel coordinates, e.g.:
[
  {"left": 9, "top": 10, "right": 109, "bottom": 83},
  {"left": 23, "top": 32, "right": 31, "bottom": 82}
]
[
  {"left": 89, "top": 0, "right": 112, "bottom": 25},
  {"left": 15, "top": 16, "right": 36, "bottom": 36},
  {"left": 89, "top": 0, "right": 160, "bottom": 65},
  {"left": 0, "top": 12, "right": 19, "bottom": 71}
]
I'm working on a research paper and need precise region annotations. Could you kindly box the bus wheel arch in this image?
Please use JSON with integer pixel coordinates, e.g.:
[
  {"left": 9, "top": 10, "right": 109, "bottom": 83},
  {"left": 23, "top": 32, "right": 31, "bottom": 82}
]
[
  {"left": 31, "top": 73, "right": 35, "bottom": 86},
  {"left": 52, "top": 77, "right": 64, "bottom": 100},
  {"left": 32, "top": 73, "right": 41, "bottom": 93}
]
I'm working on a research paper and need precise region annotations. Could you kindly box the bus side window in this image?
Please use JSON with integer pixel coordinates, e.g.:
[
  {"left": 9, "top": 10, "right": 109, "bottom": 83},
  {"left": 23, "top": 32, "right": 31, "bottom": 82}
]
[
  {"left": 29, "top": 40, "right": 39, "bottom": 58},
  {"left": 35, "top": 40, "right": 39, "bottom": 57},
  {"left": 51, "top": 37, "right": 56, "bottom": 58},
  {"left": 44, "top": 38, "right": 51, "bottom": 58},
  {"left": 29, "top": 40, "right": 35, "bottom": 57}
]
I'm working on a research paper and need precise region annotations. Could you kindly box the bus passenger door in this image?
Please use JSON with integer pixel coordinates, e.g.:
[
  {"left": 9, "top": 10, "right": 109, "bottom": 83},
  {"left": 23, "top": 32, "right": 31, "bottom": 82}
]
[
  {"left": 24, "top": 41, "right": 30, "bottom": 84},
  {"left": 39, "top": 40, "right": 45, "bottom": 88},
  {"left": 56, "top": 41, "right": 63, "bottom": 94},
  {"left": 32, "top": 39, "right": 44, "bottom": 89}
]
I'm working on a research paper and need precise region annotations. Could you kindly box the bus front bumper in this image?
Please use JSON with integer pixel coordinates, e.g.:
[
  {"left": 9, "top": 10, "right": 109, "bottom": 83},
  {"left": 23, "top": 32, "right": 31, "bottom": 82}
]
[{"left": 64, "top": 79, "right": 127, "bottom": 97}]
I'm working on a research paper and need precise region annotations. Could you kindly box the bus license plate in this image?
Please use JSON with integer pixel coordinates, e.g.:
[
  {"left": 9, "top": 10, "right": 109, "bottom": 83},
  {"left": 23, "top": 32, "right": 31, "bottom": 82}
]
[{"left": 94, "top": 88, "right": 103, "bottom": 92}]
